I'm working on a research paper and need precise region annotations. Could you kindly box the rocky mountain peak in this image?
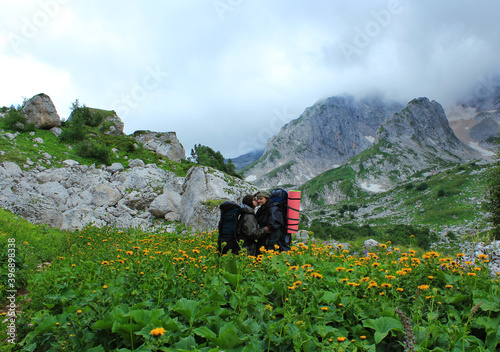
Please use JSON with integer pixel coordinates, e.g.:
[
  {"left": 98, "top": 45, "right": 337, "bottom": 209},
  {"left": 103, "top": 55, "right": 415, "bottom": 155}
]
[
  {"left": 377, "top": 97, "right": 480, "bottom": 161},
  {"left": 243, "top": 95, "right": 404, "bottom": 187}
]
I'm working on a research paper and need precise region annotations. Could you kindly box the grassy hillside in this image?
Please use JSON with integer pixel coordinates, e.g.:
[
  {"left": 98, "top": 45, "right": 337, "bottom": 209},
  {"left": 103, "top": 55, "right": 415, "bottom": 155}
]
[
  {"left": 301, "top": 160, "right": 493, "bottom": 239},
  {"left": 0, "top": 108, "right": 193, "bottom": 177}
]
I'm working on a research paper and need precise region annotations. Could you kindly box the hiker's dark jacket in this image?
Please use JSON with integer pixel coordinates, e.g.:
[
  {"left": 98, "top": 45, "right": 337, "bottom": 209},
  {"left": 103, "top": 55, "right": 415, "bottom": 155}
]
[
  {"left": 256, "top": 201, "right": 285, "bottom": 251},
  {"left": 237, "top": 205, "right": 268, "bottom": 256}
]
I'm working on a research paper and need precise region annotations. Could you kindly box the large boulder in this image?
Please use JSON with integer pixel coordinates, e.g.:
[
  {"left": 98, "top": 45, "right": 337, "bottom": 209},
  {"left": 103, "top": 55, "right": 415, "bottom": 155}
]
[
  {"left": 179, "top": 166, "right": 257, "bottom": 229},
  {"left": 22, "top": 93, "right": 61, "bottom": 129},
  {"left": 132, "top": 131, "right": 186, "bottom": 162},
  {"left": 149, "top": 191, "right": 181, "bottom": 220}
]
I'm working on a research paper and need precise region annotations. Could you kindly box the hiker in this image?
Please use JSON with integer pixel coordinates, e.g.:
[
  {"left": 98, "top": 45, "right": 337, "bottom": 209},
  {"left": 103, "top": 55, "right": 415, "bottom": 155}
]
[
  {"left": 237, "top": 194, "right": 270, "bottom": 256},
  {"left": 255, "top": 190, "right": 289, "bottom": 252}
]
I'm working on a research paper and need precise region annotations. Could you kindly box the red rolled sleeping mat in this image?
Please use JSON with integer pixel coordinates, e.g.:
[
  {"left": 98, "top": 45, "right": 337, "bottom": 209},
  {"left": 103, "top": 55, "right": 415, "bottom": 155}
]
[{"left": 287, "top": 190, "right": 301, "bottom": 233}]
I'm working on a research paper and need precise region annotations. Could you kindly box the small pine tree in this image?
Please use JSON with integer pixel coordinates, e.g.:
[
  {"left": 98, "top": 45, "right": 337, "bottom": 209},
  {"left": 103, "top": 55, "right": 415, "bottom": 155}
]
[{"left": 189, "top": 144, "right": 240, "bottom": 178}]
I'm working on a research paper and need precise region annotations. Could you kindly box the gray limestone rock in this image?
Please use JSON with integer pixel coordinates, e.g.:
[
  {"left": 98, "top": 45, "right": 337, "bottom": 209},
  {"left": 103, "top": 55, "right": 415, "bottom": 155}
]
[
  {"left": 132, "top": 131, "right": 185, "bottom": 162},
  {"left": 22, "top": 93, "right": 61, "bottom": 129}
]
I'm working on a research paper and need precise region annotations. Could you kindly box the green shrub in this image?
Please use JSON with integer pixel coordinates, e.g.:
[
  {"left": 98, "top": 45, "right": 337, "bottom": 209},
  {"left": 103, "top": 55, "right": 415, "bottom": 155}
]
[
  {"left": 60, "top": 117, "right": 86, "bottom": 142},
  {"left": 415, "top": 182, "right": 428, "bottom": 191},
  {"left": 3, "top": 108, "right": 35, "bottom": 132},
  {"left": 70, "top": 106, "right": 104, "bottom": 127},
  {"left": 75, "top": 140, "right": 112, "bottom": 165},
  {"left": 437, "top": 189, "right": 445, "bottom": 197}
]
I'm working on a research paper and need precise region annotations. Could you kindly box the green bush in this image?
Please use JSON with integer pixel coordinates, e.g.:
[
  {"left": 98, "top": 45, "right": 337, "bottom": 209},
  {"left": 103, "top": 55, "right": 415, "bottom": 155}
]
[
  {"left": 3, "top": 108, "right": 35, "bottom": 132},
  {"left": 75, "top": 140, "right": 112, "bottom": 165},
  {"left": 405, "top": 183, "right": 414, "bottom": 190},
  {"left": 437, "top": 189, "right": 445, "bottom": 197},
  {"left": 60, "top": 117, "right": 86, "bottom": 142},
  {"left": 415, "top": 182, "right": 428, "bottom": 191},
  {"left": 70, "top": 106, "right": 104, "bottom": 127}
]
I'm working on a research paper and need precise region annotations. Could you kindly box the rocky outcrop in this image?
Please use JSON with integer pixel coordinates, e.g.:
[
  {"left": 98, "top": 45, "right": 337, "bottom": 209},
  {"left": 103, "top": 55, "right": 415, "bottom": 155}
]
[
  {"left": 378, "top": 97, "right": 481, "bottom": 162},
  {"left": 133, "top": 131, "right": 186, "bottom": 162},
  {"left": 22, "top": 93, "right": 61, "bottom": 129},
  {"left": 0, "top": 160, "right": 256, "bottom": 231},
  {"left": 102, "top": 110, "right": 125, "bottom": 135}
]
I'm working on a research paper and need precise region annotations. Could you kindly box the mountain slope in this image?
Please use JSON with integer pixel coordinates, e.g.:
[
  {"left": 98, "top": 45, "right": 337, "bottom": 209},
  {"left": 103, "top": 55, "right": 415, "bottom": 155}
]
[
  {"left": 300, "top": 160, "right": 492, "bottom": 237},
  {"left": 300, "top": 98, "right": 482, "bottom": 208},
  {"left": 243, "top": 95, "right": 403, "bottom": 187}
]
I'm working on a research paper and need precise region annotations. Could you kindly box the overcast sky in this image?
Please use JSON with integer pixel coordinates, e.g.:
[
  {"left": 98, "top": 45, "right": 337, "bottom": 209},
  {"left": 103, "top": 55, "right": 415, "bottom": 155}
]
[{"left": 1, "top": 0, "right": 499, "bottom": 158}]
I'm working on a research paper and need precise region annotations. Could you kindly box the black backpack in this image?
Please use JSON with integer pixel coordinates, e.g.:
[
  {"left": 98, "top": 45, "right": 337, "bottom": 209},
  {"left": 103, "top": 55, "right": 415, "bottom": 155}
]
[
  {"left": 217, "top": 201, "right": 241, "bottom": 254},
  {"left": 269, "top": 188, "right": 292, "bottom": 250}
]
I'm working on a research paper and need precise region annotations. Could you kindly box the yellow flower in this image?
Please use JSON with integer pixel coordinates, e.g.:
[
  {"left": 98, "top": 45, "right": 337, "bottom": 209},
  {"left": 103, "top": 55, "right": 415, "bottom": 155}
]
[
  {"left": 311, "top": 272, "right": 323, "bottom": 279},
  {"left": 76, "top": 310, "right": 82, "bottom": 314},
  {"left": 468, "top": 272, "right": 477, "bottom": 277},
  {"left": 103, "top": 285, "right": 108, "bottom": 289},
  {"left": 445, "top": 285, "right": 453, "bottom": 289},
  {"left": 360, "top": 335, "right": 367, "bottom": 340},
  {"left": 150, "top": 327, "right": 166, "bottom": 337},
  {"left": 321, "top": 307, "right": 328, "bottom": 312},
  {"left": 396, "top": 288, "right": 404, "bottom": 292},
  {"left": 337, "top": 336, "right": 346, "bottom": 342},
  {"left": 418, "top": 284, "right": 430, "bottom": 290},
  {"left": 477, "top": 254, "right": 488, "bottom": 260}
]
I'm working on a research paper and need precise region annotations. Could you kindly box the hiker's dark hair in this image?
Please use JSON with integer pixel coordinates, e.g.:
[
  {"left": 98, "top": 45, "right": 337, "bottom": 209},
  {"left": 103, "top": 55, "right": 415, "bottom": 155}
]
[{"left": 242, "top": 194, "right": 254, "bottom": 208}]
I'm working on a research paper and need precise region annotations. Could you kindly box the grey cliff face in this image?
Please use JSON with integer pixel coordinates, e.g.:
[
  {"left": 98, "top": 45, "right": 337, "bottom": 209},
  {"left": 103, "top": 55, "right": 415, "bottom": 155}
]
[
  {"left": 378, "top": 97, "right": 480, "bottom": 162},
  {"left": 244, "top": 96, "right": 403, "bottom": 187}
]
